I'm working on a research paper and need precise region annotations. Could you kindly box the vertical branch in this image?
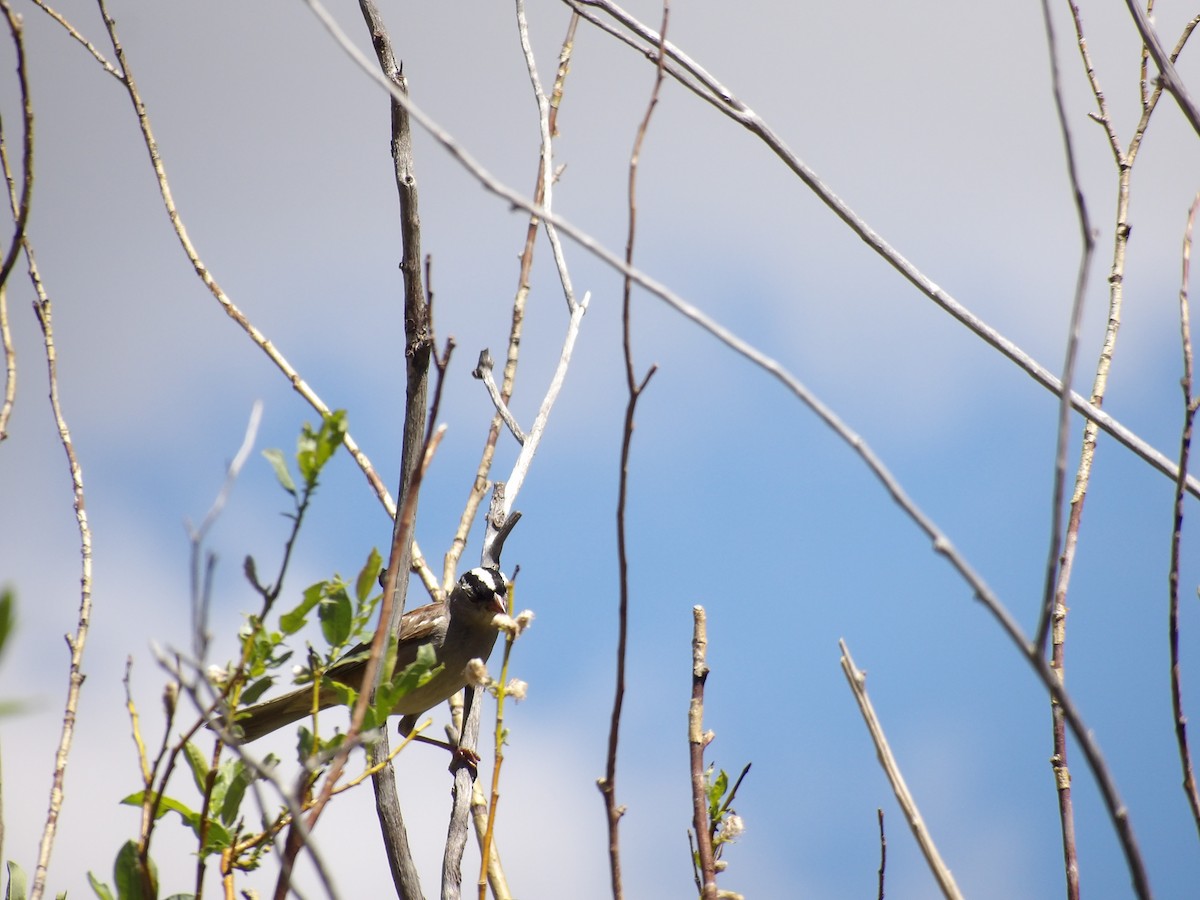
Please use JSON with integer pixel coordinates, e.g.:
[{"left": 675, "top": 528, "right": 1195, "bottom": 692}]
[
  {"left": 876, "top": 809, "right": 886, "bottom": 900},
  {"left": 1032, "top": 4, "right": 1097, "bottom": 896},
  {"left": 1170, "top": 192, "right": 1200, "bottom": 839},
  {"left": 5, "top": 10, "right": 93, "bottom": 896},
  {"left": 25, "top": 149, "right": 94, "bottom": 900},
  {"left": 600, "top": 6, "right": 667, "bottom": 896},
  {"left": 688, "top": 607, "right": 716, "bottom": 900},
  {"left": 355, "top": 3, "right": 435, "bottom": 896},
  {"left": 0, "top": 0, "right": 32, "bottom": 298}
]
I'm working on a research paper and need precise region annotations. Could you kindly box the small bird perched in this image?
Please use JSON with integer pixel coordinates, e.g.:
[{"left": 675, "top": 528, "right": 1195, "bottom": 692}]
[{"left": 228, "top": 566, "right": 508, "bottom": 743}]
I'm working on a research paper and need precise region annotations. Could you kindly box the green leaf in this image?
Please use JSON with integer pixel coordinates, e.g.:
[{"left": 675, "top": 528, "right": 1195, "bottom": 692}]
[
  {"left": 280, "top": 581, "right": 325, "bottom": 635},
  {"left": 316, "top": 411, "right": 348, "bottom": 469},
  {"left": 121, "top": 791, "right": 200, "bottom": 828},
  {"left": 708, "top": 769, "right": 728, "bottom": 822},
  {"left": 355, "top": 548, "right": 383, "bottom": 604},
  {"left": 6, "top": 860, "right": 28, "bottom": 900},
  {"left": 87, "top": 872, "right": 114, "bottom": 900},
  {"left": 0, "top": 587, "right": 14, "bottom": 661},
  {"left": 198, "top": 818, "right": 233, "bottom": 854},
  {"left": 240, "top": 675, "right": 274, "bottom": 706},
  {"left": 261, "top": 448, "right": 295, "bottom": 495},
  {"left": 182, "top": 741, "right": 209, "bottom": 797},
  {"left": 318, "top": 588, "right": 352, "bottom": 647},
  {"left": 296, "top": 411, "right": 347, "bottom": 486},
  {"left": 113, "top": 840, "right": 156, "bottom": 900},
  {"left": 375, "top": 644, "right": 440, "bottom": 720},
  {"left": 216, "top": 759, "right": 251, "bottom": 827}
]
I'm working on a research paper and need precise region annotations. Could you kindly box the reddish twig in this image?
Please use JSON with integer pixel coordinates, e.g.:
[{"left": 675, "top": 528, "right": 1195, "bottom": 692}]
[
  {"left": 600, "top": 6, "right": 666, "bottom": 895},
  {"left": 1171, "top": 192, "right": 1200, "bottom": 840}
]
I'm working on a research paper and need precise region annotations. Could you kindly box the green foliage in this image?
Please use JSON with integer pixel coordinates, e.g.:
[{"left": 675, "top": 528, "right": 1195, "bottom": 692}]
[
  {"left": 104, "top": 411, "right": 464, "bottom": 897},
  {"left": 692, "top": 762, "right": 750, "bottom": 894},
  {"left": 0, "top": 587, "right": 13, "bottom": 662},
  {"left": 5, "top": 861, "right": 27, "bottom": 900},
  {"left": 261, "top": 409, "right": 347, "bottom": 499},
  {"left": 88, "top": 840, "right": 160, "bottom": 900},
  {"left": 0, "top": 589, "right": 20, "bottom": 717}
]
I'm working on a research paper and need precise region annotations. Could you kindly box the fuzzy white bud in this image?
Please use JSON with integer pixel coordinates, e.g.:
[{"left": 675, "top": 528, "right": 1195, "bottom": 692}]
[
  {"left": 492, "top": 613, "right": 519, "bottom": 638},
  {"left": 721, "top": 815, "right": 745, "bottom": 841},
  {"left": 465, "top": 658, "right": 491, "bottom": 687}
]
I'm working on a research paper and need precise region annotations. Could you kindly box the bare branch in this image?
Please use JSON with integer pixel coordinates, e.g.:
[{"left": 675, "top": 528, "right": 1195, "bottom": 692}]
[
  {"left": 0, "top": 0, "right": 33, "bottom": 299},
  {"left": 1032, "top": 5, "right": 1099, "bottom": 896},
  {"left": 689, "top": 607, "right": 716, "bottom": 900},
  {"left": 839, "top": 641, "right": 963, "bottom": 900},
  {"left": 473, "top": 350, "right": 526, "bottom": 444},
  {"left": 1033, "top": 0, "right": 1097, "bottom": 660},
  {"left": 602, "top": 7, "right": 666, "bottom": 890},
  {"left": 876, "top": 809, "right": 886, "bottom": 900},
  {"left": 29, "top": 0, "right": 122, "bottom": 78},
  {"left": 185, "top": 401, "right": 263, "bottom": 662},
  {"left": 354, "top": 1, "right": 438, "bottom": 893},
  {"left": 1170, "top": 192, "right": 1200, "bottom": 840},
  {"left": 500, "top": 292, "right": 588, "bottom": 517},
  {"left": 1121, "top": 0, "right": 1200, "bottom": 137},
  {"left": 20, "top": 19, "right": 92, "bottom": 888}
]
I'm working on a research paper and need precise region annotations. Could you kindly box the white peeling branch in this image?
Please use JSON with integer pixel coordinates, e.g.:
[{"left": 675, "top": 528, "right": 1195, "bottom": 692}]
[
  {"left": 473, "top": 350, "right": 526, "bottom": 444},
  {"left": 501, "top": 291, "right": 589, "bottom": 515},
  {"left": 840, "top": 640, "right": 964, "bottom": 900}
]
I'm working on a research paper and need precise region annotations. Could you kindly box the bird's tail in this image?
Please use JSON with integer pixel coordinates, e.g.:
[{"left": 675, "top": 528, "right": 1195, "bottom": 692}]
[{"left": 222, "top": 683, "right": 339, "bottom": 743}]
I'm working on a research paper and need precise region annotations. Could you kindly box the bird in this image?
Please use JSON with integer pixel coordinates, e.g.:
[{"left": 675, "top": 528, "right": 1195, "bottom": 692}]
[{"left": 226, "top": 566, "right": 509, "bottom": 743}]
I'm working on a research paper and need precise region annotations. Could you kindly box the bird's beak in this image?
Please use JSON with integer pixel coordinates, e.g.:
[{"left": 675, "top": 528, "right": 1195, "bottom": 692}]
[{"left": 489, "top": 592, "right": 508, "bottom": 616}]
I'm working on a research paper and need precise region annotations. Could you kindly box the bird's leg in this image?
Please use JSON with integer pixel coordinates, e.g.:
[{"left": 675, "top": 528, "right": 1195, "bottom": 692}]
[{"left": 397, "top": 716, "right": 481, "bottom": 768}]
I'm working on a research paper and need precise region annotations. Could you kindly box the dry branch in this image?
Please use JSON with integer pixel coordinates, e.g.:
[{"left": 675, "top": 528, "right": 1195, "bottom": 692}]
[{"left": 839, "top": 641, "right": 963, "bottom": 900}]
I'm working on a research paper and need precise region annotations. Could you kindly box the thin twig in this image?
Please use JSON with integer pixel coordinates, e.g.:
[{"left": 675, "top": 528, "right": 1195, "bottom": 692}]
[
  {"left": 1033, "top": 0, "right": 1096, "bottom": 659},
  {"left": 876, "top": 808, "right": 886, "bottom": 900},
  {"left": 0, "top": 0, "right": 32, "bottom": 298},
  {"left": 469, "top": 779, "right": 512, "bottom": 900},
  {"left": 1171, "top": 192, "right": 1200, "bottom": 840},
  {"left": 0, "top": 133, "right": 17, "bottom": 441},
  {"left": 185, "top": 402, "right": 263, "bottom": 662},
  {"left": 473, "top": 350, "right": 526, "bottom": 444},
  {"left": 1032, "top": 4, "right": 1097, "bottom": 892},
  {"left": 29, "top": 0, "right": 122, "bottom": 78},
  {"left": 1121, "top": 0, "right": 1200, "bottom": 137},
  {"left": 601, "top": 7, "right": 666, "bottom": 893},
  {"left": 22, "top": 12, "right": 92, "bottom": 889},
  {"left": 839, "top": 641, "right": 963, "bottom": 900}
]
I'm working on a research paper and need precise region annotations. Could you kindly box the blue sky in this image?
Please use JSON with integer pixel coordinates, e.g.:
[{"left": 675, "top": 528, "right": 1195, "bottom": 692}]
[{"left": 3, "top": 1, "right": 1200, "bottom": 897}]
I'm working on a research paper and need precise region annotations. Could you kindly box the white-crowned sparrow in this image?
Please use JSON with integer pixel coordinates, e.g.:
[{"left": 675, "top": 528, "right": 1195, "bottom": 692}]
[{"left": 229, "top": 566, "right": 508, "bottom": 743}]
